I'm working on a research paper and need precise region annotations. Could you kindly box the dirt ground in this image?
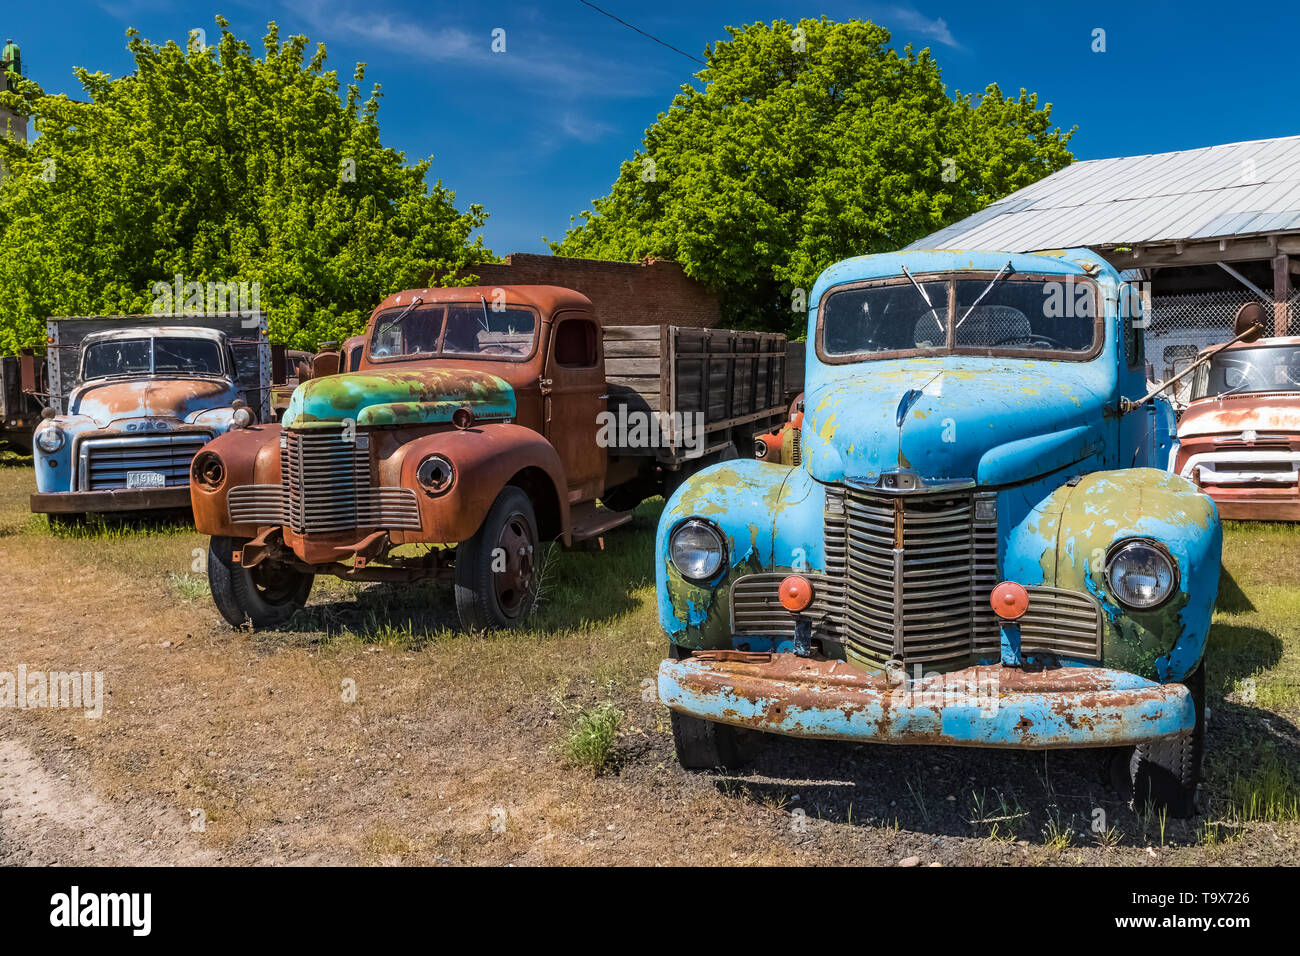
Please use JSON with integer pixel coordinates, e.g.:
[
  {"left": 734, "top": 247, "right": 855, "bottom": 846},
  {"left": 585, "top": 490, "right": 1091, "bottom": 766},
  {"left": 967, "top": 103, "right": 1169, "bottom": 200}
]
[{"left": 1, "top": 458, "right": 1297, "bottom": 866}]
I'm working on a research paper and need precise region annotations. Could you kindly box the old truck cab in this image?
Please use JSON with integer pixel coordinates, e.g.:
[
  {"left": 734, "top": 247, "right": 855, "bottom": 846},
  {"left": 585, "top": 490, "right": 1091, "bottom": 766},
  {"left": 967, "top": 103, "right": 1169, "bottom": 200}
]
[
  {"left": 1175, "top": 335, "right": 1300, "bottom": 521},
  {"left": 31, "top": 326, "right": 255, "bottom": 517},
  {"left": 655, "top": 248, "right": 1222, "bottom": 816}
]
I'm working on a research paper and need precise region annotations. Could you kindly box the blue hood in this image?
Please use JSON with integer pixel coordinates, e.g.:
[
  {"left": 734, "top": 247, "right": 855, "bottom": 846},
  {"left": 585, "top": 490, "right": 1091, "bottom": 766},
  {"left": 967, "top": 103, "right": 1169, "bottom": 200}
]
[{"left": 801, "top": 357, "right": 1114, "bottom": 487}]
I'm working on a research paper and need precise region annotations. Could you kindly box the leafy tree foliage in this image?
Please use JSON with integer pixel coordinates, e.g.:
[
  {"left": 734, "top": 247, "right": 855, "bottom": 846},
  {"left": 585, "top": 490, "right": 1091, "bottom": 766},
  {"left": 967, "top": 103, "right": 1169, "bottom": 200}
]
[
  {"left": 0, "top": 18, "right": 487, "bottom": 352},
  {"left": 553, "top": 18, "right": 1074, "bottom": 333}
]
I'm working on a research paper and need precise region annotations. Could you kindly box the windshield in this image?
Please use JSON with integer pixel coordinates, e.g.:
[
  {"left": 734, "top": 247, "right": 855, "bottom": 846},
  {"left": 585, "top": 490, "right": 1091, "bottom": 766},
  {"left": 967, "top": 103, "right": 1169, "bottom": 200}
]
[
  {"left": 1193, "top": 345, "right": 1300, "bottom": 399},
  {"left": 370, "top": 303, "right": 538, "bottom": 360},
  {"left": 81, "top": 337, "right": 225, "bottom": 380},
  {"left": 819, "top": 275, "right": 1099, "bottom": 360}
]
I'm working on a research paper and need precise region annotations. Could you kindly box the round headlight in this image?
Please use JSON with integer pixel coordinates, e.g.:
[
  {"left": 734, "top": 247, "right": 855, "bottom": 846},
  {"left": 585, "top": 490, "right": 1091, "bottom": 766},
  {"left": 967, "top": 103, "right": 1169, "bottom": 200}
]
[
  {"left": 1106, "top": 540, "right": 1178, "bottom": 609},
  {"left": 192, "top": 451, "right": 226, "bottom": 491},
  {"left": 669, "top": 519, "right": 726, "bottom": 581},
  {"left": 230, "top": 406, "right": 254, "bottom": 429},
  {"left": 415, "top": 454, "right": 455, "bottom": 496},
  {"left": 753, "top": 437, "right": 769, "bottom": 460},
  {"left": 36, "top": 425, "right": 65, "bottom": 453}
]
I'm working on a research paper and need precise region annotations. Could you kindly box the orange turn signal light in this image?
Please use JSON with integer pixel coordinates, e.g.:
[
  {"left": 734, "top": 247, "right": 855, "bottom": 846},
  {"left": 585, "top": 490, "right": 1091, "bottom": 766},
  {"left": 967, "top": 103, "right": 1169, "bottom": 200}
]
[
  {"left": 990, "top": 581, "right": 1029, "bottom": 620},
  {"left": 779, "top": 574, "right": 814, "bottom": 612}
]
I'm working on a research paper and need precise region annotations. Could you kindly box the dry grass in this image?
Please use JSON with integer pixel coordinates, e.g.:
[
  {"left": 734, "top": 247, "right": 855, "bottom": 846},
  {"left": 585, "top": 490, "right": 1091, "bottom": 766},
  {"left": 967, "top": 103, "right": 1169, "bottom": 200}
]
[{"left": 0, "top": 460, "right": 1298, "bottom": 866}]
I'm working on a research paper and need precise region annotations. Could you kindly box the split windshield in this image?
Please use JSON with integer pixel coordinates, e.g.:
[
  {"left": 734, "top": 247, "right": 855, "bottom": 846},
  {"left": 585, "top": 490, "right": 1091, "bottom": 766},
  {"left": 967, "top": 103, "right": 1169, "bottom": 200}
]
[
  {"left": 81, "top": 337, "right": 226, "bottom": 380},
  {"left": 820, "top": 276, "right": 1099, "bottom": 360},
  {"left": 369, "top": 303, "right": 538, "bottom": 360},
  {"left": 1193, "top": 345, "right": 1300, "bottom": 399}
]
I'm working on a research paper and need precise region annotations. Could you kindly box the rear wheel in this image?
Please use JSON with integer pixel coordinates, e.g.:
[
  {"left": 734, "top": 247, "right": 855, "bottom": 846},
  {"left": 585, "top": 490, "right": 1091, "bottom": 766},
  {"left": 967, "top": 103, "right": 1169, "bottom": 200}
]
[
  {"left": 666, "top": 643, "right": 743, "bottom": 770},
  {"left": 208, "top": 535, "right": 313, "bottom": 629},
  {"left": 1111, "top": 662, "right": 1206, "bottom": 818},
  {"left": 454, "top": 486, "right": 539, "bottom": 630}
]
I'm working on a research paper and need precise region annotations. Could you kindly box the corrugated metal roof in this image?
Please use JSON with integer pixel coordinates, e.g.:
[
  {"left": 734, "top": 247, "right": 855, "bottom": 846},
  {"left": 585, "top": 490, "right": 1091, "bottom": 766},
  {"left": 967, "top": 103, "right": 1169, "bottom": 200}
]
[{"left": 908, "top": 134, "right": 1300, "bottom": 252}]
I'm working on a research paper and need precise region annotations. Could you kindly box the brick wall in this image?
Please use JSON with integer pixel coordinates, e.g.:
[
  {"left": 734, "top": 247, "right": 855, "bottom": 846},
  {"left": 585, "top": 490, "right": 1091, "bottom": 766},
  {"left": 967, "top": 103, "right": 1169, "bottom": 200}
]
[{"left": 458, "top": 253, "right": 720, "bottom": 328}]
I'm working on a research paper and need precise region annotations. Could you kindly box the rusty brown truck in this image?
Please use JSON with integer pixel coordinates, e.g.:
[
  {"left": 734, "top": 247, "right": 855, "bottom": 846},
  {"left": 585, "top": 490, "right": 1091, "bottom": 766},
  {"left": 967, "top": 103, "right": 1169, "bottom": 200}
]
[{"left": 191, "top": 284, "right": 789, "bottom": 630}]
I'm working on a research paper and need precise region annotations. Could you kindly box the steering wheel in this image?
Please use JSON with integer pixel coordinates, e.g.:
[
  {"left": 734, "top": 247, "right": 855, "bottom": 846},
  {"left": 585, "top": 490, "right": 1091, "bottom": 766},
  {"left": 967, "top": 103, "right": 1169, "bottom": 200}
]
[{"left": 990, "top": 333, "right": 1068, "bottom": 349}]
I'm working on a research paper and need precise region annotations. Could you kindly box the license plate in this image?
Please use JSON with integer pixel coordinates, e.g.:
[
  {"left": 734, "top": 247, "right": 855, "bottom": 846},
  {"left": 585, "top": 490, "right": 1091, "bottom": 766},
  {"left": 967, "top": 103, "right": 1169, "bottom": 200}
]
[{"left": 126, "top": 471, "right": 166, "bottom": 489}]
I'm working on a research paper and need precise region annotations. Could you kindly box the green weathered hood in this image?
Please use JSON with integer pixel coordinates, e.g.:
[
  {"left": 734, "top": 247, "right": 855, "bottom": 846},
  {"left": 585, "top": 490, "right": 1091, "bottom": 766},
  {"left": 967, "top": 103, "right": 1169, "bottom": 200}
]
[{"left": 282, "top": 367, "right": 516, "bottom": 429}]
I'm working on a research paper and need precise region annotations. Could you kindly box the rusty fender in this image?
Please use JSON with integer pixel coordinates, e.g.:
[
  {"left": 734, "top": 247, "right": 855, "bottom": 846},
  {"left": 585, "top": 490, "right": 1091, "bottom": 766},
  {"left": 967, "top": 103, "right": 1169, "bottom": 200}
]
[
  {"left": 657, "top": 652, "right": 1195, "bottom": 749},
  {"left": 384, "top": 423, "right": 572, "bottom": 545}
]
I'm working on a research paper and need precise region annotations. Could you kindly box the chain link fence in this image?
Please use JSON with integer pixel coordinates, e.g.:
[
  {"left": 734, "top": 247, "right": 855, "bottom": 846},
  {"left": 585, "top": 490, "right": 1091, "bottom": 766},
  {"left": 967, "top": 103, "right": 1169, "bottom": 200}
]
[{"left": 1147, "top": 289, "right": 1300, "bottom": 380}]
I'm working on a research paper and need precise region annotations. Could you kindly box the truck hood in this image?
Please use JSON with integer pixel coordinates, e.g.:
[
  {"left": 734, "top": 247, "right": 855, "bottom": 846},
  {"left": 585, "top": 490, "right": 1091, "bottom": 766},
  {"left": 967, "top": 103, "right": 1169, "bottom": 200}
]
[
  {"left": 282, "top": 367, "right": 516, "bottom": 429},
  {"left": 1179, "top": 393, "right": 1300, "bottom": 438},
  {"left": 801, "top": 358, "right": 1112, "bottom": 488},
  {"left": 69, "top": 377, "right": 238, "bottom": 428}
]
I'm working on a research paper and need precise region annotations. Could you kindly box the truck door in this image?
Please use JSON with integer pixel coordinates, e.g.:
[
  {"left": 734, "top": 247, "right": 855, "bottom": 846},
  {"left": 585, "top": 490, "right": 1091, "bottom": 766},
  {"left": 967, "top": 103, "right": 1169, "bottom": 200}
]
[{"left": 543, "top": 312, "right": 607, "bottom": 503}]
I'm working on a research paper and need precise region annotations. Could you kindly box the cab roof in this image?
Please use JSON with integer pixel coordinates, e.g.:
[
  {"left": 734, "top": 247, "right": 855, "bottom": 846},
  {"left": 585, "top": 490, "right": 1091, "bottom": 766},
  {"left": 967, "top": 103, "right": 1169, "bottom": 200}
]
[
  {"left": 82, "top": 326, "right": 230, "bottom": 344},
  {"left": 373, "top": 285, "right": 595, "bottom": 318},
  {"left": 809, "top": 247, "right": 1119, "bottom": 307}
]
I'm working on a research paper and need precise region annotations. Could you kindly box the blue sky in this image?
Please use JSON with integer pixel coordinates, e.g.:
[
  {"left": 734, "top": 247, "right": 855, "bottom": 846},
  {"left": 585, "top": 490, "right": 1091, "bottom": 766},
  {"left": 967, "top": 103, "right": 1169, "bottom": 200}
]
[{"left": 4, "top": 1, "right": 1296, "bottom": 254}]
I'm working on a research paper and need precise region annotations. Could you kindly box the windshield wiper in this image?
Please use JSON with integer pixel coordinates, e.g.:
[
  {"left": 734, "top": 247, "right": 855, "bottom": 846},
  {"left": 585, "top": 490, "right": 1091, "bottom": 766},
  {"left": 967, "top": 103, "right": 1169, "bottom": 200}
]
[
  {"left": 900, "top": 265, "right": 934, "bottom": 311},
  {"left": 479, "top": 294, "right": 492, "bottom": 333},
  {"left": 956, "top": 261, "right": 1015, "bottom": 330},
  {"left": 375, "top": 296, "right": 425, "bottom": 339}
]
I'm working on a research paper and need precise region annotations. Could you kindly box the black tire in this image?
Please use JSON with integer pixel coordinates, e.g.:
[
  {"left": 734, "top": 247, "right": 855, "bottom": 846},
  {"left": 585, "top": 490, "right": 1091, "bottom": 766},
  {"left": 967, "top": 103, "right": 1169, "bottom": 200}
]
[
  {"left": 666, "top": 642, "right": 743, "bottom": 770},
  {"left": 208, "top": 535, "right": 313, "bottom": 629},
  {"left": 454, "top": 486, "right": 539, "bottom": 630},
  {"left": 1112, "top": 662, "right": 1206, "bottom": 818}
]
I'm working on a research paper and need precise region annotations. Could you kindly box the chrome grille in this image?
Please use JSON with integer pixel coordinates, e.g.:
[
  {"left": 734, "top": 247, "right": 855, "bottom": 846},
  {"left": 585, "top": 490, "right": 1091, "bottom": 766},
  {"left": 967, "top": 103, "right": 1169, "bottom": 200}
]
[
  {"left": 79, "top": 433, "right": 210, "bottom": 490},
  {"left": 730, "top": 571, "right": 844, "bottom": 642},
  {"left": 279, "top": 429, "right": 421, "bottom": 533},
  {"left": 824, "top": 485, "right": 1000, "bottom": 671},
  {"left": 1017, "top": 586, "right": 1103, "bottom": 659}
]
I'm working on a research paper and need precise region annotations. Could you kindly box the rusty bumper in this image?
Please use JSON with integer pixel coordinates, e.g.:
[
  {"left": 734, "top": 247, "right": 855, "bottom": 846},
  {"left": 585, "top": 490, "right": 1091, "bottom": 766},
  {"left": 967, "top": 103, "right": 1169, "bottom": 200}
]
[
  {"left": 30, "top": 487, "right": 192, "bottom": 514},
  {"left": 658, "top": 651, "right": 1195, "bottom": 749}
]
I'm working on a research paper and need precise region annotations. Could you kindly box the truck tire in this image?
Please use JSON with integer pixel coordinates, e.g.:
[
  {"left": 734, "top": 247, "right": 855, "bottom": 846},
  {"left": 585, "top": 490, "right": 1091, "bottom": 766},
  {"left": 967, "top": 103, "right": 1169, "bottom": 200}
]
[
  {"left": 454, "top": 486, "right": 539, "bottom": 631},
  {"left": 1112, "top": 662, "right": 1205, "bottom": 818},
  {"left": 666, "top": 643, "right": 743, "bottom": 770},
  {"left": 207, "top": 535, "right": 313, "bottom": 629}
]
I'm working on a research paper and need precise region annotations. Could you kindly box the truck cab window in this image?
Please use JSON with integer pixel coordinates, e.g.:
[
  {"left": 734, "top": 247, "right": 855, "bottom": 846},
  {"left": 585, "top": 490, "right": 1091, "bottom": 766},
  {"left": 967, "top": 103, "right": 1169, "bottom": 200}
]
[
  {"left": 552, "top": 319, "right": 597, "bottom": 368},
  {"left": 81, "top": 338, "right": 152, "bottom": 379}
]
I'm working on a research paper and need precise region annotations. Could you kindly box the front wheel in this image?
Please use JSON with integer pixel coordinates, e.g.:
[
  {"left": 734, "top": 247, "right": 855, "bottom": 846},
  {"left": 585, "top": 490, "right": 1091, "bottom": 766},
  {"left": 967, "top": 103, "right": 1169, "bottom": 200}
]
[
  {"left": 666, "top": 642, "right": 744, "bottom": 770},
  {"left": 207, "top": 535, "right": 314, "bottom": 629},
  {"left": 1112, "top": 662, "right": 1206, "bottom": 818},
  {"left": 454, "top": 486, "right": 540, "bottom": 630}
]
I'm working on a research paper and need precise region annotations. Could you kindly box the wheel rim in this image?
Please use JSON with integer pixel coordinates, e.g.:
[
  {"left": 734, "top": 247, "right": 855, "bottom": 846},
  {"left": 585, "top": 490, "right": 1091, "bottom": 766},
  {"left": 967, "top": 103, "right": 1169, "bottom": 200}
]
[
  {"left": 249, "top": 561, "right": 302, "bottom": 604},
  {"left": 493, "top": 512, "right": 536, "bottom": 617}
]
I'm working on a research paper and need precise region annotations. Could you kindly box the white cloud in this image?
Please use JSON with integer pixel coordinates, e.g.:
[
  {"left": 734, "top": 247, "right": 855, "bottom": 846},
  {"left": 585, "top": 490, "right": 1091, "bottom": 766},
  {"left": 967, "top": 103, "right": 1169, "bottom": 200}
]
[{"left": 872, "top": 5, "right": 962, "bottom": 49}]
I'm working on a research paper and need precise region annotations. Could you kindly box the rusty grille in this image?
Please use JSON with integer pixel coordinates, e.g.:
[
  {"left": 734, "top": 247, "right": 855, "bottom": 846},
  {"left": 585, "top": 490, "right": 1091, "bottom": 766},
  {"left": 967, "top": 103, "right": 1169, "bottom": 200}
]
[
  {"left": 227, "top": 484, "right": 287, "bottom": 525},
  {"left": 278, "top": 429, "right": 420, "bottom": 533},
  {"left": 79, "top": 433, "right": 211, "bottom": 490},
  {"left": 1016, "top": 586, "right": 1103, "bottom": 659},
  {"left": 730, "top": 571, "right": 843, "bottom": 642},
  {"left": 824, "top": 485, "right": 1000, "bottom": 671}
]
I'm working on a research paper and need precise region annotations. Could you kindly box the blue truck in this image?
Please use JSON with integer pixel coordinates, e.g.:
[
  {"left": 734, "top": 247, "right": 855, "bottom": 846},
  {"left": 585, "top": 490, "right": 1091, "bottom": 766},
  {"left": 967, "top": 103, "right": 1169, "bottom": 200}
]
[{"left": 655, "top": 248, "right": 1223, "bottom": 816}]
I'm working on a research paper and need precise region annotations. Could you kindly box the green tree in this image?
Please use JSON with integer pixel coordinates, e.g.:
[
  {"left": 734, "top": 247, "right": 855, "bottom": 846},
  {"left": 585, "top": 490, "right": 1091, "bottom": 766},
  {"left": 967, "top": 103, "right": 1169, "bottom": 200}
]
[
  {"left": 0, "top": 18, "right": 488, "bottom": 353},
  {"left": 553, "top": 17, "right": 1074, "bottom": 333}
]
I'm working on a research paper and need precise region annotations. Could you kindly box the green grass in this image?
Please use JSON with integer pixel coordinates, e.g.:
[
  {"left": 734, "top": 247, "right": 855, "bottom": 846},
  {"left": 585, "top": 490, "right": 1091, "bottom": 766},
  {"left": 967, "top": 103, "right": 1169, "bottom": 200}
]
[
  {"left": 168, "top": 571, "right": 211, "bottom": 601},
  {"left": 561, "top": 701, "right": 624, "bottom": 775},
  {"left": 1225, "top": 754, "right": 1300, "bottom": 823}
]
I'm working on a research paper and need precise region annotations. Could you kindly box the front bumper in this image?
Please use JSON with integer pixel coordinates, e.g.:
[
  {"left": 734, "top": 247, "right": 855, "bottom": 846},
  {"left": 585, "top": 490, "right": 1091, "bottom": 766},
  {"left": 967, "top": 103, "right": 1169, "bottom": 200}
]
[
  {"left": 30, "top": 486, "right": 192, "bottom": 514},
  {"left": 658, "top": 651, "right": 1195, "bottom": 749}
]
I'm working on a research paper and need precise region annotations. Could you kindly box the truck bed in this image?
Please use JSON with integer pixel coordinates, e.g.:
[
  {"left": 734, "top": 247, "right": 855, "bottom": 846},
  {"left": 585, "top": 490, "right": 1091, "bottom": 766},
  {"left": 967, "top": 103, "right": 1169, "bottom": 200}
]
[{"left": 604, "top": 325, "right": 790, "bottom": 462}]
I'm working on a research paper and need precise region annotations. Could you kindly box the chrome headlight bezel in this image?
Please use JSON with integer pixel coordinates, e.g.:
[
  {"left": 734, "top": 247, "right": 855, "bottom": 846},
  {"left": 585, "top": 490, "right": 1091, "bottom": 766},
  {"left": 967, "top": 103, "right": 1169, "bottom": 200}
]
[
  {"left": 35, "top": 424, "right": 65, "bottom": 454},
  {"left": 229, "top": 406, "right": 254, "bottom": 430},
  {"left": 668, "top": 518, "right": 727, "bottom": 582},
  {"left": 1105, "top": 538, "right": 1179, "bottom": 610}
]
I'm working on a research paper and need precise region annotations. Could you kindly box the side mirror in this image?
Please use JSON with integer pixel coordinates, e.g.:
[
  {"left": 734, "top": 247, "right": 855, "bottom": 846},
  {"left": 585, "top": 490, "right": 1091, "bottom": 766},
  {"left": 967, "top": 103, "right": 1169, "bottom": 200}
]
[{"left": 1233, "top": 302, "right": 1266, "bottom": 342}]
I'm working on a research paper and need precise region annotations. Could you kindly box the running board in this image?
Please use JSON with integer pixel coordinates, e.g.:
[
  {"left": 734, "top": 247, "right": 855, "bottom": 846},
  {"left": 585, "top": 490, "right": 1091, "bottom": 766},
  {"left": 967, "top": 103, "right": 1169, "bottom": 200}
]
[{"left": 569, "top": 501, "right": 633, "bottom": 544}]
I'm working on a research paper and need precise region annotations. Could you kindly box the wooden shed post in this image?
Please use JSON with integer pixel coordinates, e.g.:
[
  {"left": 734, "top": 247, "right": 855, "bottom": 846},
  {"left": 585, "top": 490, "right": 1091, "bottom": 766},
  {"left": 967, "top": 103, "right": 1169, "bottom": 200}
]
[{"left": 1273, "top": 253, "right": 1291, "bottom": 337}]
